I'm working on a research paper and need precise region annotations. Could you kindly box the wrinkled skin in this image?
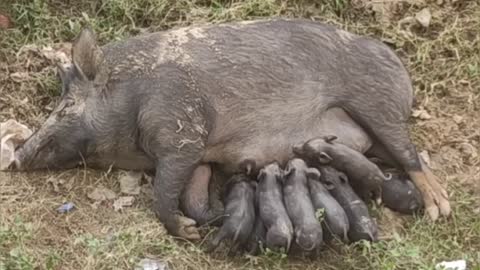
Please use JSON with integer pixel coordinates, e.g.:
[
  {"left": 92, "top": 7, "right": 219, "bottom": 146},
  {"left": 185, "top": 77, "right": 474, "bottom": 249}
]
[
  {"left": 257, "top": 162, "right": 293, "bottom": 253},
  {"left": 319, "top": 166, "right": 378, "bottom": 243},
  {"left": 381, "top": 170, "right": 424, "bottom": 214},
  {"left": 308, "top": 176, "right": 350, "bottom": 242},
  {"left": 13, "top": 19, "right": 450, "bottom": 239},
  {"left": 293, "top": 136, "right": 388, "bottom": 202},
  {"left": 207, "top": 174, "right": 256, "bottom": 252},
  {"left": 282, "top": 158, "right": 323, "bottom": 252}
]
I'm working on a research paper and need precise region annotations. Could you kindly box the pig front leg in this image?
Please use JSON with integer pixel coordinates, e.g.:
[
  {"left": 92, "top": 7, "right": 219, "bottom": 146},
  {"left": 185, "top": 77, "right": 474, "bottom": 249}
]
[{"left": 153, "top": 154, "right": 203, "bottom": 240}]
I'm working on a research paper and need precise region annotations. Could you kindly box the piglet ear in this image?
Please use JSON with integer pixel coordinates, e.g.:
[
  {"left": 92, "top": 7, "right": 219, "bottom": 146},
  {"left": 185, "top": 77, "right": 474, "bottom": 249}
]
[
  {"left": 257, "top": 169, "right": 266, "bottom": 181},
  {"left": 283, "top": 164, "right": 296, "bottom": 178},
  {"left": 306, "top": 167, "right": 321, "bottom": 181},
  {"left": 322, "top": 179, "right": 335, "bottom": 190},
  {"left": 323, "top": 135, "right": 338, "bottom": 143},
  {"left": 318, "top": 152, "right": 333, "bottom": 164},
  {"left": 240, "top": 159, "right": 256, "bottom": 176},
  {"left": 339, "top": 173, "right": 349, "bottom": 184}
]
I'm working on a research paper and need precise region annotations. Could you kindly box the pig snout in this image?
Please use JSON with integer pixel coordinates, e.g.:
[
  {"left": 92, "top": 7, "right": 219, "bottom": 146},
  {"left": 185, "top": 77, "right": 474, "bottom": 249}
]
[{"left": 292, "top": 143, "right": 304, "bottom": 156}]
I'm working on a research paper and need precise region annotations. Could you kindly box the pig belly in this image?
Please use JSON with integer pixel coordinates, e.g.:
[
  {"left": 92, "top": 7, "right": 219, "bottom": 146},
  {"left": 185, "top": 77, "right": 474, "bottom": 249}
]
[{"left": 204, "top": 107, "right": 372, "bottom": 173}]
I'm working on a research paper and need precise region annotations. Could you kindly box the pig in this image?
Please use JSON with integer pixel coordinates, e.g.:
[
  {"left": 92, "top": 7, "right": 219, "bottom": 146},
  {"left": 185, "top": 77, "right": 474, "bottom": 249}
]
[
  {"left": 282, "top": 158, "right": 323, "bottom": 252},
  {"left": 318, "top": 166, "right": 378, "bottom": 242},
  {"left": 12, "top": 19, "right": 450, "bottom": 240},
  {"left": 381, "top": 170, "right": 424, "bottom": 214},
  {"left": 257, "top": 162, "right": 293, "bottom": 253},
  {"left": 308, "top": 176, "right": 350, "bottom": 242},
  {"left": 293, "top": 136, "right": 389, "bottom": 202},
  {"left": 207, "top": 174, "right": 256, "bottom": 252}
]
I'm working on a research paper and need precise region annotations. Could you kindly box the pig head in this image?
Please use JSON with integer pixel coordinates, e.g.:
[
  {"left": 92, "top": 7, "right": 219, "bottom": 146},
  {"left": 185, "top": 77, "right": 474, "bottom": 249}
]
[{"left": 14, "top": 28, "right": 116, "bottom": 170}]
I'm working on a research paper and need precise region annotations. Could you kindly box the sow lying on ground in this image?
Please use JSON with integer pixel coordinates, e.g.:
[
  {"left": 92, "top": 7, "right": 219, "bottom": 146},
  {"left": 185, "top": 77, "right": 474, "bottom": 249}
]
[{"left": 12, "top": 18, "right": 450, "bottom": 239}]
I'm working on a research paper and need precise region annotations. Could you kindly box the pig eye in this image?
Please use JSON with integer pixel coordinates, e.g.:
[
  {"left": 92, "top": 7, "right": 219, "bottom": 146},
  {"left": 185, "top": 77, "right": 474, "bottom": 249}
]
[{"left": 58, "top": 109, "right": 67, "bottom": 118}]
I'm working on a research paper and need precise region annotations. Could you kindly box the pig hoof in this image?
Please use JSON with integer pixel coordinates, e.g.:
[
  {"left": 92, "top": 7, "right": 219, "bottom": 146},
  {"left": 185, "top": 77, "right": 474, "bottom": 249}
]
[
  {"left": 175, "top": 216, "right": 201, "bottom": 240},
  {"left": 426, "top": 205, "right": 439, "bottom": 221},
  {"left": 439, "top": 198, "right": 451, "bottom": 217}
]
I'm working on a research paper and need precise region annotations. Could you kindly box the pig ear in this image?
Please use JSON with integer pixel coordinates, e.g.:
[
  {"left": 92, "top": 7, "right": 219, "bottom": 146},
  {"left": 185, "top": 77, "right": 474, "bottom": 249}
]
[
  {"left": 306, "top": 167, "right": 321, "bottom": 181},
  {"left": 71, "top": 27, "right": 107, "bottom": 83},
  {"left": 56, "top": 63, "right": 72, "bottom": 96},
  {"left": 317, "top": 152, "right": 333, "bottom": 164}
]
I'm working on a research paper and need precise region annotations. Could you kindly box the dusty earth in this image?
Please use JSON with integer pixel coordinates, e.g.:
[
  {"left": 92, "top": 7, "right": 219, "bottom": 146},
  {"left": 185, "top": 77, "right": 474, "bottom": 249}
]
[{"left": 0, "top": 0, "right": 479, "bottom": 269}]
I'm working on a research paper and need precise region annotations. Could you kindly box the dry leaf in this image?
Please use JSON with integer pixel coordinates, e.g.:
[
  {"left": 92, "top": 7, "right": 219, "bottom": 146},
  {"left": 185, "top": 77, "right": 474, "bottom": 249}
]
[
  {"left": 458, "top": 143, "right": 478, "bottom": 159},
  {"left": 40, "top": 45, "right": 71, "bottom": 65},
  {"left": 113, "top": 196, "right": 135, "bottom": 211},
  {"left": 0, "top": 120, "right": 32, "bottom": 170},
  {"left": 47, "top": 177, "right": 61, "bottom": 193},
  {"left": 415, "top": 8, "right": 432, "bottom": 28},
  {"left": 119, "top": 171, "right": 142, "bottom": 195},
  {"left": 412, "top": 108, "right": 432, "bottom": 120},
  {"left": 9, "top": 72, "right": 30, "bottom": 83},
  {"left": 87, "top": 187, "right": 117, "bottom": 201}
]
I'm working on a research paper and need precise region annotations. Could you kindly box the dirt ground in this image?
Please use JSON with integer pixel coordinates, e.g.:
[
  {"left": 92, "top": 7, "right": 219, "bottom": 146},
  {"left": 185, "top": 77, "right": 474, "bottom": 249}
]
[{"left": 0, "top": 0, "right": 479, "bottom": 269}]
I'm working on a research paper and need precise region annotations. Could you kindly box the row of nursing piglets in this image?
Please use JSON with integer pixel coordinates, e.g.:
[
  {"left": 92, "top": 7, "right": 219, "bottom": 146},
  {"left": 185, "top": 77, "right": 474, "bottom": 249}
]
[{"left": 205, "top": 136, "right": 424, "bottom": 255}]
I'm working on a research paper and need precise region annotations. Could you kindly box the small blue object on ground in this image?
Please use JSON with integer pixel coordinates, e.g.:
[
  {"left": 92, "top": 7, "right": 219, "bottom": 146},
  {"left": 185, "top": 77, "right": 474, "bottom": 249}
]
[{"left": 57, "top": 202, "right": 75, "bottom": 213}]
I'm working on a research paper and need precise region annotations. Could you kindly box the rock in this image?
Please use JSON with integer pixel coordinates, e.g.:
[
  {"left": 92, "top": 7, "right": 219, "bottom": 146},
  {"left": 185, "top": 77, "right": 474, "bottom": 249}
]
[
  {"left": 415, "top": 8, "right": 432, "bottom": 28},
  {"left": 135, "top": 258, "right": 169, "bottom": 270}
]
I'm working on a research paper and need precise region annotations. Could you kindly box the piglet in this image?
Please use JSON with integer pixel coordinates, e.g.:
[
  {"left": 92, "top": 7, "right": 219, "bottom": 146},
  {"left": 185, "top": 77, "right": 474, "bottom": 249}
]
[
  {"left": 283, "top": 158, "right": 323, "bottom": 252},
  {"left": 257, "top": 162, "right": 293, "bottom": 253},
  {"left": 293, "top": 136, "right": 389, "bottom": 202},
  {"left": 207, "top": 174, "right": 256, "bottom": 252},
  {"left": 319, "top": 166, "right": 378, "bottom": 242},
  {"left": 308, "top": 176, "right": 349, "bottom": 242}
]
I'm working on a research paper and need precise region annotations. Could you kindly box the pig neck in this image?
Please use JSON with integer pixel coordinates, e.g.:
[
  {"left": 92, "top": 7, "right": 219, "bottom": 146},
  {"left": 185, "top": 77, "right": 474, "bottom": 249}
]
[{"left": 84, "top": 85, "right": 155, "bottom": 171}]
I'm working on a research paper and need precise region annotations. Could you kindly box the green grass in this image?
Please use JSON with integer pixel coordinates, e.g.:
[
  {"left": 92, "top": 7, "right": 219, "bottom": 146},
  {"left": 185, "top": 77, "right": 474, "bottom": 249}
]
[{"left": 1, "top": 0, "right": 480, "bottom": 269}]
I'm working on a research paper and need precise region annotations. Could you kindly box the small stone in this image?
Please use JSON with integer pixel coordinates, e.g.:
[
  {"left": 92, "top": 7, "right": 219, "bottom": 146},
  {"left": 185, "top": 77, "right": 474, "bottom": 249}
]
[
  {"left": 452, "top": 115, "right": 463, "bottom": 124},
  {"left": 415, "top": 8, "right": 432, "bottom": 28},
  {"left": 135, "top": 258, "right": 169, "bottom": 270}
]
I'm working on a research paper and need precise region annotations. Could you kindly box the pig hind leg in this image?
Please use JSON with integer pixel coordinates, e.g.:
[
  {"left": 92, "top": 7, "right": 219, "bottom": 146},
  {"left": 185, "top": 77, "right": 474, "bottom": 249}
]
[
  {"left": 181, "top": 164, "right": 224, "bottom": 226},
  {"left": 341, "top": 92, "right": 450, "bottom": 221}
]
